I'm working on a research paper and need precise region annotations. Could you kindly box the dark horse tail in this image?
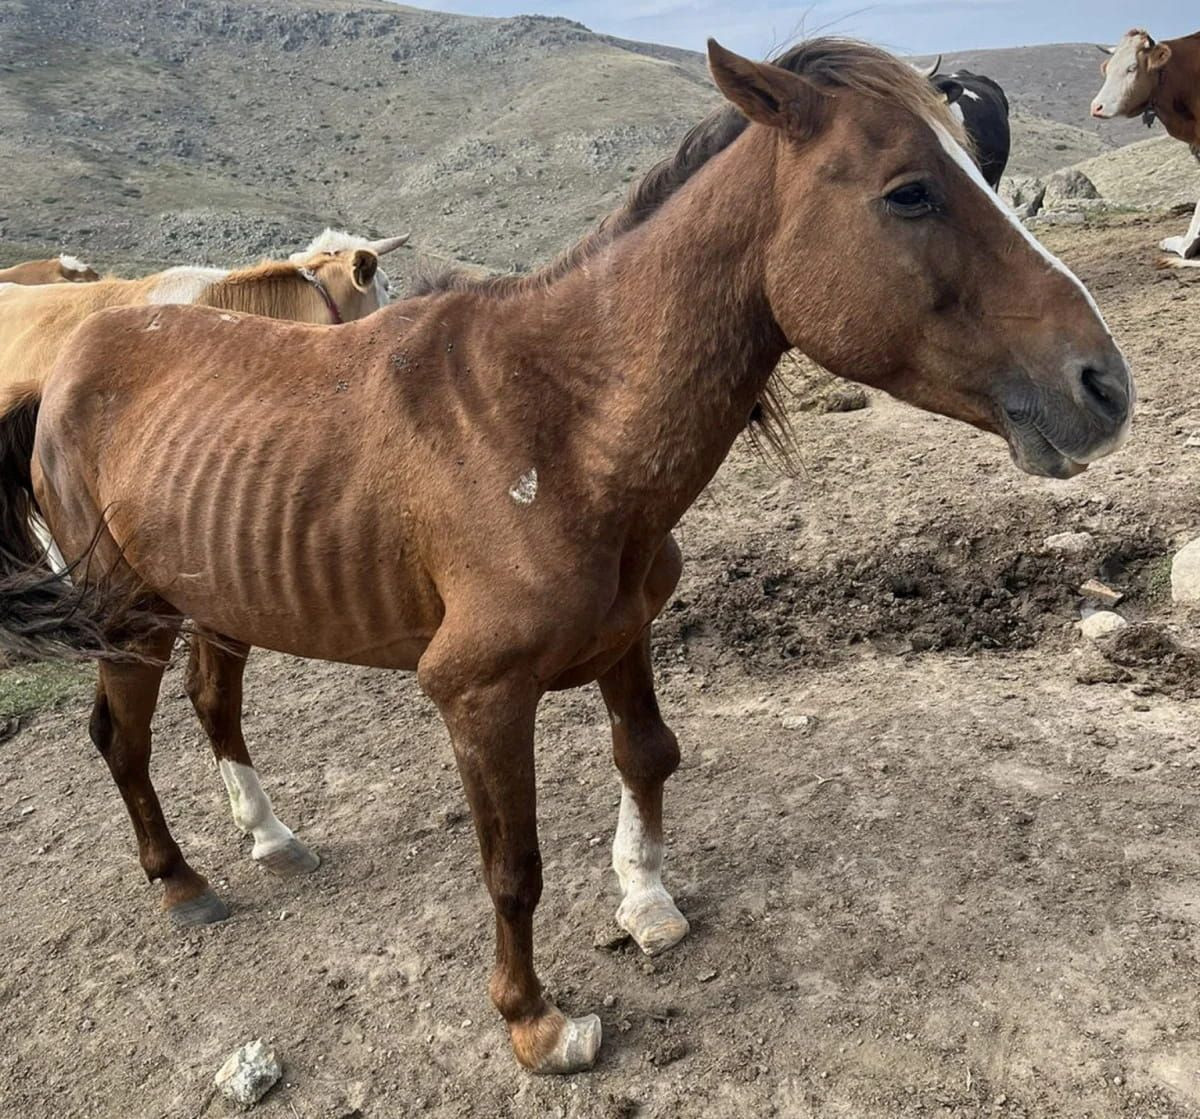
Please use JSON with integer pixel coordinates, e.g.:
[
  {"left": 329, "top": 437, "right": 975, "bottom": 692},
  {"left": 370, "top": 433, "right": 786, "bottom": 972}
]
[{"left": 0, "top": 384, "right": 148, "bottom": 662}]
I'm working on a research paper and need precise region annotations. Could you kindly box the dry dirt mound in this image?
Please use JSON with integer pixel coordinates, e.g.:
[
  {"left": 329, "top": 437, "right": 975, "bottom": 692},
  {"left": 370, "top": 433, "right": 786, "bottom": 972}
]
[{"left": 660, "top": 508, "right": 1167, "bottom": 672}]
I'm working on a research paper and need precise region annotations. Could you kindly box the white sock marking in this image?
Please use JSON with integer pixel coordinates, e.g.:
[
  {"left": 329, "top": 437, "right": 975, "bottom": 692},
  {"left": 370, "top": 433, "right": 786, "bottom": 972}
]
[
  {"left": 612, "top": 781, "right": 667, "bottom": 903},
  {"left": 218, "top": 759, "right": 297, "bottom": 859}
]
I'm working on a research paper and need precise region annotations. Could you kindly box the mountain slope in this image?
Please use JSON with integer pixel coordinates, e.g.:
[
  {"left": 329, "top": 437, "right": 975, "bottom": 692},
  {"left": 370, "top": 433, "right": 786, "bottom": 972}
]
[{"left": 0, "top": 1, "right": 1177, "bottom": 274}]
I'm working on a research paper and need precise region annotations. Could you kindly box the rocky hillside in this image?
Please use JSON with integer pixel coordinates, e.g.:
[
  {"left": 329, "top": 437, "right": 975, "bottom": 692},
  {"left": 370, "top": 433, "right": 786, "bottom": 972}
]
[{"left": 0, "top": 0, "right": 1180, "bottom": 275}]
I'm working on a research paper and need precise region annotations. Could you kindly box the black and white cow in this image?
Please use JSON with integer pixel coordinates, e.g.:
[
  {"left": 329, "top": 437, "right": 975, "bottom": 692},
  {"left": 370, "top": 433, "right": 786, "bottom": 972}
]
[{"left": 918, "top": 56, "right": 1011, "bottom": 189}]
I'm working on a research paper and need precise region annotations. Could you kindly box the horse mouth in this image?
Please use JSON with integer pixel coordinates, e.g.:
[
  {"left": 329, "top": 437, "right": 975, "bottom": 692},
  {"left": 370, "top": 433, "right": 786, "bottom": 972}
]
[{"left": 1001, "top": 413, "right": 1090, "bottom": 480}]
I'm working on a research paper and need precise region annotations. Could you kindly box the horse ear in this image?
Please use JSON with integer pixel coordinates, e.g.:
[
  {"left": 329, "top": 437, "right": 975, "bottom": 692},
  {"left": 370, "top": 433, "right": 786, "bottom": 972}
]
[
  {"left": 1095, "top": 44, "right": 1115, "bottom": 56},
  {"left": 1147, "top": 42, "right": 1172, "bottom": 70},
  {"left": 352, "top": 249, "right": 378, "bottom": 291},
  {"left": 707, "top": 39, "right": 825, "bottom": 136}
]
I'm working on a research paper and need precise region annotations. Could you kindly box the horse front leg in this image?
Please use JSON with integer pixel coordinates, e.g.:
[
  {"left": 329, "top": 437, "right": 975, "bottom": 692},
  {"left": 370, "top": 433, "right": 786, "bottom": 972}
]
[
  {"left": 598, "top": 629, "right": 689, "bottom": 956},
  {"left": 1161, "top": 197, "right": 1200, "bottom": 259},
  {"left": 421, "top": 657, "right": 601, "bottom": 1074}
]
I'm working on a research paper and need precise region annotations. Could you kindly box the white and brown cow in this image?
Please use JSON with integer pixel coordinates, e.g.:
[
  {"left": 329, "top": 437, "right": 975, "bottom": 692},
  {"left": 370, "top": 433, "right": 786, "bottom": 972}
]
[{"left": 1092, "top": 29, "right": 1200, "bottom": 261}]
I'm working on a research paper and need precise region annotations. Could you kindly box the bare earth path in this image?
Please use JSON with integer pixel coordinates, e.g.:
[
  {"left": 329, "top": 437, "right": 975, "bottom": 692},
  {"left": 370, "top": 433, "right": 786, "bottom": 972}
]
[{"left": 3, "top": 214, "right": 1200, "bottom": 1118}]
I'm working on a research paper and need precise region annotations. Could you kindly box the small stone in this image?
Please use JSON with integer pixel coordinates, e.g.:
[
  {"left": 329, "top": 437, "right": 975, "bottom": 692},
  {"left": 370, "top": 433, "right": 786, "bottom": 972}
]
[
  {"left": 602, "top": 994, "right": 617, "bottom": 1008},
  {"left": 1043, "top": 531, "right": 1093, "bottom": 555},
  {"left": 1171, "top": 539, "right": 1200, "bottom": 603},
  {"left": 1080, "top": 578, "right": 1123, "bottom": 606},
  {"left": 1079, "top": 611, "right": 1128, "bottom": 639},
  {"left": 780, "top": 713, "right": 816, "bottom": 732},
  {"left": 697, "top": 969, "right": 718, "bottom": 983},
  {"left": 214, "top": 1039, "right": 281, "bottom": 1110},
  {"left": 19, "top": 805, "right": 34, "bottom": 817}
]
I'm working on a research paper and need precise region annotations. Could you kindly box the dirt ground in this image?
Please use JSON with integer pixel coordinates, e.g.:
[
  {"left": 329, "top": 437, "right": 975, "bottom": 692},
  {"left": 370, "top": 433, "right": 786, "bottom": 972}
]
[{"left": 4, "top": 213, "right": 1200, "bottom": 1118}]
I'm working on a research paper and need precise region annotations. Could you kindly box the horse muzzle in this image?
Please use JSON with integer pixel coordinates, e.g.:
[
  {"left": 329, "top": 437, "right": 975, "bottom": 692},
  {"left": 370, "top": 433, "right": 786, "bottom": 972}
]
[{"left": 998, "top": 356, "right": 1134, "bottom": 479}]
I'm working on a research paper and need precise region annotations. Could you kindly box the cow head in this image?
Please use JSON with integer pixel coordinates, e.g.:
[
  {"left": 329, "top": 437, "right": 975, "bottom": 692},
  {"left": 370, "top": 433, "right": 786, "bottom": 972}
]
[{"left": 1091, "top": 29, "right": 1171, "bottom": 119}]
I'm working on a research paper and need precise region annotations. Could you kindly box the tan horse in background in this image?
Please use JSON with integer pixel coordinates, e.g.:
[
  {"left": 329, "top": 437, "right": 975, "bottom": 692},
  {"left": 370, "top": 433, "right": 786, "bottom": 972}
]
[
  {"left": 0, "top": 228, "right": 409, "bottom": 397},
  {"left": 0, "top": 254, "right": 99, "bottom": 285},
  {"left": 0, "top": 40, "right": 1133, "bottom": 1074}
]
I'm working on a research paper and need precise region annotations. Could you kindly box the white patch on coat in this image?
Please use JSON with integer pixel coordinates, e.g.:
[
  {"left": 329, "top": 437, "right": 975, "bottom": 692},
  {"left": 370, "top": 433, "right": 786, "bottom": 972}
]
[
  {"left": 146, "top": 266, "right": 228, "bottom": 305},
  {"left": 949, "top": 102, "right": 965, "bottom": 123},
  {"left": 219, "top": 313, "right": 239, "bottom": 323},
  {"left": 218, "top": 759, "right": 298, "bottom": 860},
  {"left": 509, "top": 468, "right": 538, "bottom": 506},
  {"left": 58, "top": 253, "right": 90, "bottom": 274},
  {"left": 962, "top": 88, "right": 981, "bottom": 102}
]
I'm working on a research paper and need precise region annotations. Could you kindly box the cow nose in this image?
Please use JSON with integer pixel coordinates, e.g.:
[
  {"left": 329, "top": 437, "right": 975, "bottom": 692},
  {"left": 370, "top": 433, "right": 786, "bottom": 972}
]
[
  {"left": 1080, "top": 363, "right": 1130, "bottom": 427},
  {"left": 1090, "top": 103, "right": 1105, "bottom": 118}
]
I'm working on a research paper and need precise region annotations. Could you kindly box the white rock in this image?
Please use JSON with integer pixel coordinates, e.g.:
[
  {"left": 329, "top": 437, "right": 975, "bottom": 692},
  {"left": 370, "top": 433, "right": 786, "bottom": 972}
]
[
  {"left": 1078, "top": 611, "right": 1128, "bottom": 639},
  {"left": 1043, "top": 531, "right": 1093, "bottom": 555},
  {"left": 214, "top": 1039, "right": 281, "bottom": 1109},
  {"left": 1172, "top": 539, "right": 1200, "bottom": 603}
]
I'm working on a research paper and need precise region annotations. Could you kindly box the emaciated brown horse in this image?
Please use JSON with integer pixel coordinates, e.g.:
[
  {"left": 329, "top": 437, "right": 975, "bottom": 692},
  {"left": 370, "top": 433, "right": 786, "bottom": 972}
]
[{"left": 0, "top": 40, "right": 1132, "bottom": 1074}]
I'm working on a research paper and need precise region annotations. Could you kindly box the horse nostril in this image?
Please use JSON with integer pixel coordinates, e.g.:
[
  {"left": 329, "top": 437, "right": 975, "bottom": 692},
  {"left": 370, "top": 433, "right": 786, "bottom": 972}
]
[{"left": 1080, "top": 366, "right": 1128, "bottom": 423}]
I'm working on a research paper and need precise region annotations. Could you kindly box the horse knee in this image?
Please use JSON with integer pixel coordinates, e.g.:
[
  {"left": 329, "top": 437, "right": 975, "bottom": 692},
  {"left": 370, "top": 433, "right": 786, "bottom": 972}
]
[{"left": 614, "top": 721, "right": 680, "bottom": 786}]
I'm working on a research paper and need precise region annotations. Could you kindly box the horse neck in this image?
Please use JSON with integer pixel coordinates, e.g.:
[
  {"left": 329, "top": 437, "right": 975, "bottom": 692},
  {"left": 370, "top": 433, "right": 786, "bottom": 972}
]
[{"left": 535, "top": 131, "right": 788, "bottom": 528}]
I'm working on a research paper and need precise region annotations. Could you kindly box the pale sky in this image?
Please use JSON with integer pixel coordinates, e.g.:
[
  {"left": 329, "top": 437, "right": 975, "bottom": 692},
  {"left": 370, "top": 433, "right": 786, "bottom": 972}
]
[{"left": 410, "top": 0, "right": 1194, "bottom": 57}]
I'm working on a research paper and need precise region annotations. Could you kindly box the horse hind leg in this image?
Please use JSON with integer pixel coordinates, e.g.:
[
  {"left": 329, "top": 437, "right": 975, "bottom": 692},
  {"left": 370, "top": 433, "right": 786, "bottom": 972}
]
[
  {"left": 185, "top": 634, "right": 318, "bottom": 876},
  {"left": 90, "top": 622, "right": 228, "bottom": 926},
  {"left": 598, "top": 630, "right": 689, "bottom": 957}
]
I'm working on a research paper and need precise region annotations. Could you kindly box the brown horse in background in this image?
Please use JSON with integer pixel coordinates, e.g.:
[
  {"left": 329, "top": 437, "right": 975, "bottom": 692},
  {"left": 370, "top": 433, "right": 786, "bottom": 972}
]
[{"left": 0, "top": 40, "right": 1132, "bottom": 1074}]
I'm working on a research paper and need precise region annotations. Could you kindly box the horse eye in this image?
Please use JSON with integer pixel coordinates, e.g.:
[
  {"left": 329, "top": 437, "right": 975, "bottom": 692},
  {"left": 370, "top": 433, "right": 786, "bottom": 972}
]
[
  {"left": 1126, "top": 63, "right": 1138, "bottom": 73},
  {"left": 885, "top": 182, "right": 936, "bottom": 217}
]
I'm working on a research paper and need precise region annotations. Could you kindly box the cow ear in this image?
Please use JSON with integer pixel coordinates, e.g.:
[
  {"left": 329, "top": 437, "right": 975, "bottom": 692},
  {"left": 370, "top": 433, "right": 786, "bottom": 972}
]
[
  {"left": 352, "top": 249, "right": 378, "bottom": 291},
  {"left": 707, "top": 39, "right": 827, "bottom": 138},
  {"left": 936, "top": 78, "right": 965, "bottom": 105},
  {"left": 1147, "top": 43, "right": 1172, "bottom": 70}
]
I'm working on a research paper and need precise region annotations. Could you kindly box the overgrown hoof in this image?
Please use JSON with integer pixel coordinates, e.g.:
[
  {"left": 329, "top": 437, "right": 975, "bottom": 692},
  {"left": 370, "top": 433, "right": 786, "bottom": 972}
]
[
  {"left": 617, "top": 892, "right": 690, "bottom": 957},
  {"left": 167, "top": 888, "right": 229, "bottom": 927},
  {"left": 254, "top": 838, "right": 320, "bottom": 877},
  {"left": 515, "top": 1009, "right": 602, "bottom": 1075}
]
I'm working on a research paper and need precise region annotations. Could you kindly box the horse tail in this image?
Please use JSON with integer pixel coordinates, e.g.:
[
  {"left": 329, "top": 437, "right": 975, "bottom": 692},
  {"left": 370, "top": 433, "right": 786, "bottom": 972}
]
[
  {"left": 0, "top": 383, "right": 164, "bottom": 663},
  {"left": 0, "top": 381, "right": 45, "bottom": 570}
]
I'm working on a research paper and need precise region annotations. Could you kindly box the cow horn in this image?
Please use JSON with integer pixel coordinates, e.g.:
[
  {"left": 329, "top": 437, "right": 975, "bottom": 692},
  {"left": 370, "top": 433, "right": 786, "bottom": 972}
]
[
  {"left": 1095, "top": 44, "right": 1115, "bottom": 55},
  {"left": 367, "top": 234, "right": 410, "bottom": 255},
  {"left": 915, "top": 54, "right": 941, "bottom": 78}
]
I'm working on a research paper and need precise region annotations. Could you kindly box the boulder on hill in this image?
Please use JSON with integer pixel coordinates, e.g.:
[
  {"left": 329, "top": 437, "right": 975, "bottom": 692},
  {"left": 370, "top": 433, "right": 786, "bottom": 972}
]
[
  {"left": 1000, "top": 175, "right": 1046, "bottom": 218},
  {"left": 1042, "top": 169, "right": 1101, "bottom": 212}
]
